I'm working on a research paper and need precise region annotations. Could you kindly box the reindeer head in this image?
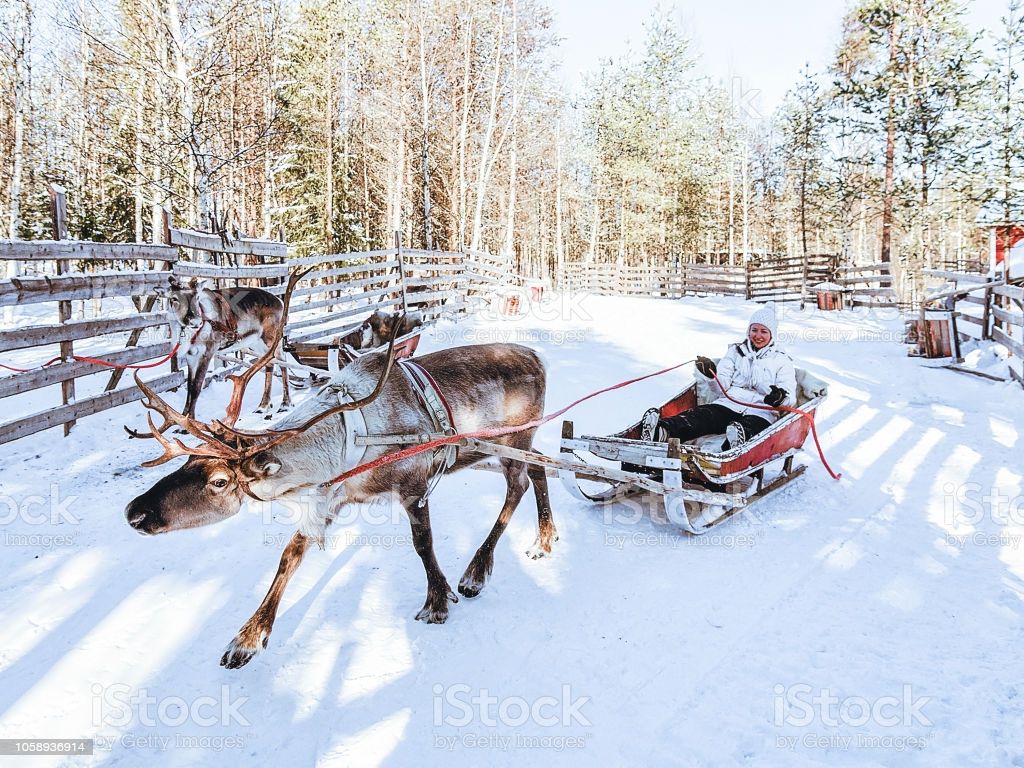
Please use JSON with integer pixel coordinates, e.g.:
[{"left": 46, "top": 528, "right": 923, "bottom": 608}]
[
  {"left": 161, "top": 275, "right": 201, "bottom": 329},
  {"left": 125, "top": 279, "right": 401, "bottom": 535},
  {"left": 366, "top": 310, "right": 395, "bottom": 347}
]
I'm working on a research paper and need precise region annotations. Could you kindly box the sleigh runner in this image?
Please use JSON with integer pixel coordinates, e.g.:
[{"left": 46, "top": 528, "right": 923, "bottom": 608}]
[{"left": 555, "top": 368, "right": 829, "bottom": 534}]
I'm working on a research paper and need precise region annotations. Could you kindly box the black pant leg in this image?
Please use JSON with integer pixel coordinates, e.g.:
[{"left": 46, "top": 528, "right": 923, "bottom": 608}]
[
  {"left": 659, "top": 404, "right": 735, "bottom": 441},
  {"left": 738, "top": 414, "right": 772, "bottom": 438}
]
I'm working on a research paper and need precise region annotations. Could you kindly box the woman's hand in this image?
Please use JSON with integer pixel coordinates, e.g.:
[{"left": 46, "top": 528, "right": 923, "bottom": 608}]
[
  {"left": 695, "top": 356, "right": 717, "bottom": 378},
  {"left": 764, "top": 385, "right": 788, "bottom": 407}
]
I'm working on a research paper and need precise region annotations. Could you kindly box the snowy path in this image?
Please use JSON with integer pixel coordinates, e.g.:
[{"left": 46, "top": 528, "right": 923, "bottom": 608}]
[{"left": 1, "top": 294, "right": 1022, "bottom": 767}]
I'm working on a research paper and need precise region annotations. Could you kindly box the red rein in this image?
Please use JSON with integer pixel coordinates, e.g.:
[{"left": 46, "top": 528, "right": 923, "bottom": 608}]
[
  {"left": 325, "top": 358, "right": 698, "bottom": 486},
  {"left": 710, "top": 371, "right": 842, "bottom": 481},
  {"left": 325, "top": 358, "right": 842, "bottom": 487},
  {"left": 1, "top": 344, "right": 180, "bottom": 374}
]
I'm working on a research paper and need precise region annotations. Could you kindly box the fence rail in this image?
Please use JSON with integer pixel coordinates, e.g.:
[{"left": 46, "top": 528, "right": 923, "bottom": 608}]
[
  {"left": 558, "top": 255, "right": 906, "bottom": 308},
  {"left": 0, "top": 196, "right": 514, "bottom": 446},
  {"left": 916, "top": 268, "right": 1024, "bottom": 387}
]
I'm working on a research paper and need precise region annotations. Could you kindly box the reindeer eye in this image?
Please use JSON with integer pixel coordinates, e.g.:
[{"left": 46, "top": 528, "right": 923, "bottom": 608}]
[{"left": 210, "top": 478, "right": 229, "bottom": 489}]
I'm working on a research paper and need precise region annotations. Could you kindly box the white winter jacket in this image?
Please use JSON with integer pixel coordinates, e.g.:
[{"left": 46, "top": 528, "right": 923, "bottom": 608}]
[{"left": 701, "top": 340, "right": 797, "bottom": 423}]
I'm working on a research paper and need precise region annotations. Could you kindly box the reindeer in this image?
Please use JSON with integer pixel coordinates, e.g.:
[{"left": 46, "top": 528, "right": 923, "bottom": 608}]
[
  {"left": 148, "top": 276, "right": 291, "bottom": 429},
  {"left": 124, "top": 279, "right": 557, "bottom": 669},
  {"left": 367, "top": 309, "right": 423, "bottom": 347}
]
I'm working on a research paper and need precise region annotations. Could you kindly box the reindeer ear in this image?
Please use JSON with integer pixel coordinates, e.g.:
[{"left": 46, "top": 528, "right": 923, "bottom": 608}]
[
  {"left": 245, "top": 452, "right": 281, "bottom": 479},
  {"left": 168, "top": 275, "right": 182, "bottom": 290},
  {"left": 189, "top": 277, "right": 199, "bottom": 290}
]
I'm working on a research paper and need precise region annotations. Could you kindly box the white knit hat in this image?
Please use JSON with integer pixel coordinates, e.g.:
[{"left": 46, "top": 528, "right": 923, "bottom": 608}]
[{"left": 748, "top": 301, "right": 778, "bottom": 341}]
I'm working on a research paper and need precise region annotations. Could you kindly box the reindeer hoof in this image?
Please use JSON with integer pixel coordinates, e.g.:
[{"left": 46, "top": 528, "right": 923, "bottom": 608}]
[
  {"left": 526, "top": 532, "right": 559, "bottom": 560},
  {"left": 219, "top": 631, "right": 268, "bottom": 669},
  {"left": 415, "top": 606, "right": 449, "bottom": 624},
  {"left": 458, "top": 576, "right": 484, "bottom": 599},
  {"left": 458, "top": 563, "right": 489, "bottom": 598},
  {"left": 414, "top": 589, "right": 458, "bottom": 623}
]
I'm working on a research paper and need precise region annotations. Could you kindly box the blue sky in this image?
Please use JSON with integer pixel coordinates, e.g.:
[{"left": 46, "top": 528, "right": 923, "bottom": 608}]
[{"left": 549, "top": 0, "right": 1010, "bottom": 116}]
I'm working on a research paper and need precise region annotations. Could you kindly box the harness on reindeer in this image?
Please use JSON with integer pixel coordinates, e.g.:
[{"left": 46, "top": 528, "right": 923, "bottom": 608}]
[{"left": 321, "top": 358, "right": 458, "bottom": 507}]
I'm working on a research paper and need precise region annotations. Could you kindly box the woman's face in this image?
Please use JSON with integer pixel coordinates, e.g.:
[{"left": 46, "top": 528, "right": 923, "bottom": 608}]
[{"left": 748, "top": 323, "right": 772, "bottom": 350}]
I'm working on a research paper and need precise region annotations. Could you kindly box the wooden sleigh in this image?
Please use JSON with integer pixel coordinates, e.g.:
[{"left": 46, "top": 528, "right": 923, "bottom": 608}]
[
  {"left": 285, "top": 329, "right": 422, "bottom": 373},
  {"left": 557, "top": 368, "right": 829, "bottom": 534}
]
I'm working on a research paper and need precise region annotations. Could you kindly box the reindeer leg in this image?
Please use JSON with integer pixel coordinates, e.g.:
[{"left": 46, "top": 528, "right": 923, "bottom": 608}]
[
  {"left": 180, "top": 351, "right": 212, "bottom": 430},
  {"left": 525, "top": 463, "right": 559, "bottom": 559},
  {"left": 221, "top": 532, "right": 310, "bottom": 669},
  {"left": 276, "top": 342, "right": 292, "bottom": 413},
  {"left": 459, "top": 457, "right": 530, "bottom": 598},
  {"left": 404, "top": 497, "right": 458, "bottom": 623},
  {"left": 257, "top": 361, "right": 274, "bottom": 416}
]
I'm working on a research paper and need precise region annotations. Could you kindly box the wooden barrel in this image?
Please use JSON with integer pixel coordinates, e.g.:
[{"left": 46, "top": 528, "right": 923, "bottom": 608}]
[
  {"left": 815, "top": 289, "right": 842, "bottom": 311},
  {"left": 917, "top": 310, "right": 954, "bottom": 358}
]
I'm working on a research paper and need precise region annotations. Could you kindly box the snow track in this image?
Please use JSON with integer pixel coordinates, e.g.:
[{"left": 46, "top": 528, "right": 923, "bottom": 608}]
[{"left": 1, "top": 294, "right": 1022, "bottom": 766}]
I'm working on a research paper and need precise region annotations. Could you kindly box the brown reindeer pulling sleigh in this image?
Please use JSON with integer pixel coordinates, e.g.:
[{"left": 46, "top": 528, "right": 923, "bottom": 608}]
[
  {"left": 125, "top": 271, "right": 557, "bottom": 668},
  {"left": 125, "top": 272, "right": 832, "bottom": 668}
]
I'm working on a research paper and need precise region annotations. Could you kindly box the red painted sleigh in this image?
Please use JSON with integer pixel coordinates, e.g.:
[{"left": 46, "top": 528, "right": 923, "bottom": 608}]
[{"left": 558, "top": 368, "right": 829, "bottom": 534}]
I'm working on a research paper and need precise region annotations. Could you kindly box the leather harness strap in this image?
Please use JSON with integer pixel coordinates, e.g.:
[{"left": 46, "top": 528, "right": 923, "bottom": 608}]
[{"left": 397, "top": 359, "right": 458, "bottom": 506}]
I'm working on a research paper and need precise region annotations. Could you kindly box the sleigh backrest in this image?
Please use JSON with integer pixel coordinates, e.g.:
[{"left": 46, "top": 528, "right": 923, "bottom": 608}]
[{"left": 696, "top": 363, "right": 828, "bottom": 407}]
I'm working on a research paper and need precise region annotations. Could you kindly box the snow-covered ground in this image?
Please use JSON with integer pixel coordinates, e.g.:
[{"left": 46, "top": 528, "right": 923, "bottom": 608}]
[{"left": 1, "top": 293, "right": 1023, "bottom": 767}]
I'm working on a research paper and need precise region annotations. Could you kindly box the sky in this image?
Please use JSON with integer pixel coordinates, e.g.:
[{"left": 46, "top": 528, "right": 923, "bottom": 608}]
[{"left": 549, "top": 0, "right": 1011, "bottom": 118}]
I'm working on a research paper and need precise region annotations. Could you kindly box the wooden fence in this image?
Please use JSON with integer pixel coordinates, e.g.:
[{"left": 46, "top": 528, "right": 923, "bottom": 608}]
[
  {"left": 0, "top": 195, "right": 512, "bottom": 446},
  {"left": 559, "top": 254, "right": 841, "bottom": 302},
  {"left": 915, "top": 267, "right": 1024, "bottom": 387},
  {"left": 557, "top": 254, "right": 906, "bottom": 309}
]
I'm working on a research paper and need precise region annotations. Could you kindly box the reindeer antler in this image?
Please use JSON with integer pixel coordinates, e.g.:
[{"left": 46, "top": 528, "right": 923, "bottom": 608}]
[
  {"left": 128, "top": 374, "right": 243, "bottom": 466},
  {"left": 140, "top": 414, "right": 241, "bottom": 468},
  {"left": 234, "top": 312, "right": 405, "bottom": 456},
  {"left": 128, "top": 266, "right": 313, "bottom": 466},
  {"left": 218, "top": 266, "right": 313, "bottom": 429}
]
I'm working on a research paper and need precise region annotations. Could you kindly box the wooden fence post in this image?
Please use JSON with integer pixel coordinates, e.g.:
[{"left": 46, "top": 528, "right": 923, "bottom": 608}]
[
  {"left": 395, "top": 230, "right": 409, "bottom": 315},
  {"left": 161, "top": 207, "right": 173, "bottom": 247},
  {"left": 744, "top": 260, "right": 753, "bottom": 300},
  {"left": 105, "top": 209, "right": 178, "bottom": 392},
  {"left": 48, "top": 183, "right": 76, "bottom": 436},
  {"left": 981, "top": 286, "right": 992, "bottom": 341}
]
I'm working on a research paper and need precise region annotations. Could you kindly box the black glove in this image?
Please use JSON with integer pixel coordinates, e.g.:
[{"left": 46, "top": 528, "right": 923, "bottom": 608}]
[
  {"left": 764, "top": 386, "right": 788, "bottom": 407},
  {"left": 695, "top": 356, "right": 717, "bottom": 378}
]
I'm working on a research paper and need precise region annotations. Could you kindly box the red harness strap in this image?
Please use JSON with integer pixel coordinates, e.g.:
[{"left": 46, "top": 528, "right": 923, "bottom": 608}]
[
  {"left": 710, "top": 371, "right": 842, "bottom": 481},
  {"left": 323, "top": 358, "right": 697, "bottom": 487},
  {"left": 1, "top": 343, "right": 180, "bottom": 373}
]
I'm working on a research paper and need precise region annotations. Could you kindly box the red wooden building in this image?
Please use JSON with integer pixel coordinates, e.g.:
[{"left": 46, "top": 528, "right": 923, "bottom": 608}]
[{"left": 990, "top": 224, "right": 1024, "bottom": 281}]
